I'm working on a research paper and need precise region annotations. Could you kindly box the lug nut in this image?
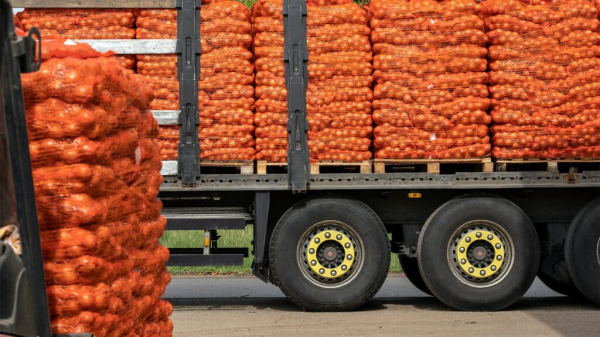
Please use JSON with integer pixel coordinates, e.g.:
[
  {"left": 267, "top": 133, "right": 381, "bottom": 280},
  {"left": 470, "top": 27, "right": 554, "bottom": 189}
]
[
  {"left": 309, "top": 248, "right": 315, "bottom": 254},
  {"left": 459, "top": 247, "right": 465, "bottom": 253},
  {"left": 314, "top": 238, "right": 320, "bottom": 244},
  {"left": 488, "top": 234, "right": 493, "bottom": 240},
  {"left": 480, "top": 270, "right": 486, "bottom": 276},
  {"left": 331, "top": 271, "right": 337, "bottom": 276},
  {"left": 495, "top": 243, "right": 501, "bottom": 249},
  {"left": 325, "top": 232, "right": 331, "bottom": 238},
  {"left": 347, "top": 254, "right": 353, "bottom": 260},
  {"left": 497, "top": 255, "right": 502, "bottom": 261},
  {"left": 461, "top": 259, "right": 466, "bottom": 265},
  {"left": 341, "top": 265, "right": 347, "bottom": 271},
  {"left": 319, "top": 268, "right": 325, "bottom": 274},
  {"left": 468, "top": 267, "right": 474, "bottom": 273},
  {"left": 337, "top": 234, "right": 342, "bottom": 240},
  {"left": 476, "top": 232, "right": 482, "bottom": 238},
  {"left": 345, "top": 243, "right": 351, "bottom": 248},
  {"left": 465, "top": 237, "right": 471, "bottom": 243},
  {"left": 311, "top": 260, "right": 317, "bottom": 266},
  {"left": 491, "top": 265, "right": 497, "bottom": 271}
]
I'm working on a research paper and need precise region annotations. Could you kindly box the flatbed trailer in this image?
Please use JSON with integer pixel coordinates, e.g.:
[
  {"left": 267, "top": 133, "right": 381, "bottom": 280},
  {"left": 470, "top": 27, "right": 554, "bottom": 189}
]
[{"left": 11, "top": 0, "right": 600, "bottom": 314}]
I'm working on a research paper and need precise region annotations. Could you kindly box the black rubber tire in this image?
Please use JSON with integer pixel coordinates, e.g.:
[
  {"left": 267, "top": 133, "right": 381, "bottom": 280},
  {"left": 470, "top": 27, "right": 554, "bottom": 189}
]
[
  {"left": 269, "top": 196, "right": 390, "bottom": 311},
  {"left": 398, "top": 255, "right": 431, "bottom": 295},
  {"left": 417, "top": 197, "right": 540, "bottom": 311},
  {"left": 565, "top": 198, "right": 600, "bottom": 306}
]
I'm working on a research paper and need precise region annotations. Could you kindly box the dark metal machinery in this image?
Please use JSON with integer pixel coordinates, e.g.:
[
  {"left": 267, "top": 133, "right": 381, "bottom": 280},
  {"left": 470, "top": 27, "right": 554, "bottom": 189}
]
[{"left": 0, "top": 3, "right": 49, "bottom": 336}]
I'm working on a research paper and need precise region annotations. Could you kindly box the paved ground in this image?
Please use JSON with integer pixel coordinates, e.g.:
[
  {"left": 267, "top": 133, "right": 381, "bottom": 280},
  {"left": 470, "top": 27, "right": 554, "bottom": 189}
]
[{"left": 164, "top": 276, "right": 600, "bottom": 337}]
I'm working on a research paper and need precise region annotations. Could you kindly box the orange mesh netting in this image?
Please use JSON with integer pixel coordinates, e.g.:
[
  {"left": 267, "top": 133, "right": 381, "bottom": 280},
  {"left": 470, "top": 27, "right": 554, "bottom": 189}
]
[
  {"left": 483, "top": 0, "right": 600, "bottom": 159},
  {"left": 17, "top": 9, "right": 136, "bottom": 39},
  {"left": 369, "top": 0, "right": 492, "bottom": 160},
  {"left": 138, "top": 1, "right": 255, "bottom": 161},
  {"left": 21, "top": 38, "right": 172, "bottom": 336},
  {"left": 253, "top": 0, "right": 373, "bottom": 163}
]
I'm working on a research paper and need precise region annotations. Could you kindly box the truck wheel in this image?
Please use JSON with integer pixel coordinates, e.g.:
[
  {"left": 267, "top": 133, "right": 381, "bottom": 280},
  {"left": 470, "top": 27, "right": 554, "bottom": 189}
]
[
  {"left": 398, "top": 255, "right": 431, "bottom": 295},
  {"left": 565, "top": 198, "right": 600, "bottom": 306},
  {"left": 269, "top": 196, "right": 390, "bottom": 311},
  {"left": 417, "top": 197, "right": 540, "bottom": 311}
]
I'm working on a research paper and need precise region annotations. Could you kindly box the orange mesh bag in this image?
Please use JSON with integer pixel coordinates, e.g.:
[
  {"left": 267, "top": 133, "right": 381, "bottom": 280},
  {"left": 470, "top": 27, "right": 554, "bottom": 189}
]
[
  {"left": 14, "top": 14, "right": 22, "bottom": 30},
  {"left": 369, "top": 0, "right": 491, "bottom": 160},
  {"left": 138, "top": 2, "right": 256, "bottom": 161},
  {"left": 158, "top": 125, "right": 179, "bottom": 160},
  {"left": 18, "top": 9, "right": 136, "bottom": 39},
  {"left": 136, "top": 54, "right": 179, "bottom": 110},
  {"left": 483, "top": 0, "right": 600, "bottom": 159},
  {"left": 253, "top": 0, "right": 373, "bottom": 163},
  {"left": 21, "top": 39, "right": 172, "bottom": 337},
  {"left": 115, "top": 55, "right": 136, "bottom": 74}
]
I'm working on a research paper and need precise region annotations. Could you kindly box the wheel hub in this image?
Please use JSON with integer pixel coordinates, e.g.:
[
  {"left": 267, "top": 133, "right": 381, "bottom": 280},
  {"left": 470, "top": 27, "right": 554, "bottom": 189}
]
[
  {"left": 306, "top": 229, "right": 356, "bottom": 279},
  {"left": 322, "top": 246, "right": 338, "bottom": 262},
  {"left": 455, "top": 229, "right": 506, "bottom": 280},
  {"left": 472, "top": 246, "right": 488, "bottom": 261}
]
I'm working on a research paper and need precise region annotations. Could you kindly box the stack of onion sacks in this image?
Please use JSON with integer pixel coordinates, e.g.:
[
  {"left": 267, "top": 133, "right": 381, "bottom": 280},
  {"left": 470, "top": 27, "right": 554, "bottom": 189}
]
[
  {"left": 484, "top": 0, "right": 600, "bottom": 159},
  {"left": 21, "top": 39, "right": 172, "bottom": 336},
  {"left": 138, "top": 0, "right": 256, "bottom": 161},
  {"left": 18, "top": 9, "right": 136, "bottom": 39},
  {"left": 253, "top": 0, "right": 373, "bottom": 163},
  {"left": 18, "top": 10, "right": 137, "bottom": 88},
  {"left": 369, "top": 0, "right": 492, "bottom": 160}
]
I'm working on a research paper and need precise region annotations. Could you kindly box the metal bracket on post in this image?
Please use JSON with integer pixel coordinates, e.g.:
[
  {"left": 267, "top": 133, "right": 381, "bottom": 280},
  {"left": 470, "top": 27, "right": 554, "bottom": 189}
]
[
  {"left": 283, "top": 0, "right": 309, "bottom": 193},
  {"left": 176, "top": 0, "right": 201, "bottom": 186}
]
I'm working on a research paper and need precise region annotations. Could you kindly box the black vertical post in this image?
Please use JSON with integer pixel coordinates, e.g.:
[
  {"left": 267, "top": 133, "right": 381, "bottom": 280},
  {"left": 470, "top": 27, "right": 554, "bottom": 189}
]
[
  {"left": 177, "top": 0, "right": 201, "bottom": 186},
  {"left": 253, "top": 192, "right": 270, "bottom": 264},
  {"left": 283, "top": 0, "right": 309, "bottom": 193},
  {"left": 0, "top": 4, "right": 51, "bottom": 336}
]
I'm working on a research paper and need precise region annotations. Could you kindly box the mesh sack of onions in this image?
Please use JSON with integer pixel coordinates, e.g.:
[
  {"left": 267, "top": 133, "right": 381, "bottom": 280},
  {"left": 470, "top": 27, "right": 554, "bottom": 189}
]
[
  {"left": 21, "top": 38, "right": 172, "bottom": 336},
  {"left": 369, "top": 0, "right": 492, "bottom": 160},
  {"left": 18, "top": 9, "right": 137, "bottom": 81},
  {"left": 17, "top": 9, "right": 136, "bottom": 39},
  {"left": 253, "top": 0, "right": 373, "bottom": 163},
  {"left": 137, "top": 1, "right": 256, "bottom": 161},
  {"left": 483, "top": 0, "right": 600, "bottom": 159}
]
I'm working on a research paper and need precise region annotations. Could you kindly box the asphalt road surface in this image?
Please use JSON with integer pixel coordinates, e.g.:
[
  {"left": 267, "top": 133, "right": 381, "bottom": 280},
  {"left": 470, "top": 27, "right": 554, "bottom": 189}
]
[{"left": 164, "top": 276, "right": 599, "bottom": 337}]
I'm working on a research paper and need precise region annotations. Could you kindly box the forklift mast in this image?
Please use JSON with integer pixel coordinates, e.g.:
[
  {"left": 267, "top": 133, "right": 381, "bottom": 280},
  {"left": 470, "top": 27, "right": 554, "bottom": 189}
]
[{"left": 0, "top": 1, "right": 51, "bottom": 336}]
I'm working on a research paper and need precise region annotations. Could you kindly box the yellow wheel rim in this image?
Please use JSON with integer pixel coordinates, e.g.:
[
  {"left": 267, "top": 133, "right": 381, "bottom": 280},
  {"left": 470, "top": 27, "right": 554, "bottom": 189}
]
[
  {"left": 306, "top": 230, "right": 356, "bottom": 279},
  {"left": 456, "top": 230, "right": 505, "bottom": 279}
]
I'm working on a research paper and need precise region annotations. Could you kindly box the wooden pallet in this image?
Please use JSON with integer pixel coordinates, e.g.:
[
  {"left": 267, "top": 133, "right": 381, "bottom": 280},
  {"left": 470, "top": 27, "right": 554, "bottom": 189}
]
[
  {"left": 256, "top": 161, "right": 287, "bottom": 175},
  {"left": 373, "top": 158, "right": 493, "bottom": 174},
  {"left": 257, "top": 161, "right": 372, "bottom": 174},
  {"left": 200, "top": 161, "right": 254, "bottom": 175},
  {"left": 495, "top": 158, "right": 600, "bottom": 173}
]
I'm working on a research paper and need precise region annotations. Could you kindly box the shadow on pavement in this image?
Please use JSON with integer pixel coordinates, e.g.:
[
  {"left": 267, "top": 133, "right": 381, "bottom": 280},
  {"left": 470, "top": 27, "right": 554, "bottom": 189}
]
[{"left": 168, "top": 296, "right": 595, "bottom": 312}]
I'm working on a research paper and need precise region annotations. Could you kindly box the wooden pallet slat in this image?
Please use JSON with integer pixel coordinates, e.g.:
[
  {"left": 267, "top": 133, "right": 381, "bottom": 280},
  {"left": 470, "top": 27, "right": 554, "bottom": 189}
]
[
  {"left": 256, "top": 161, "right": 286, "bottom": 175},
  {"left": 257, "top": 161, "right": 372, "bottom": 174},
  {"left": 374, "top": 158, "right": 493, "bottom": 174},
  {"left": 311, "top": 161, "right": 372, "bottom": 174},
  {"left": 200, "top": 161, "right": 254, "bottom": 175},
  {"left": 495, "top": 158, "right": 599, "bottom": 173}
]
